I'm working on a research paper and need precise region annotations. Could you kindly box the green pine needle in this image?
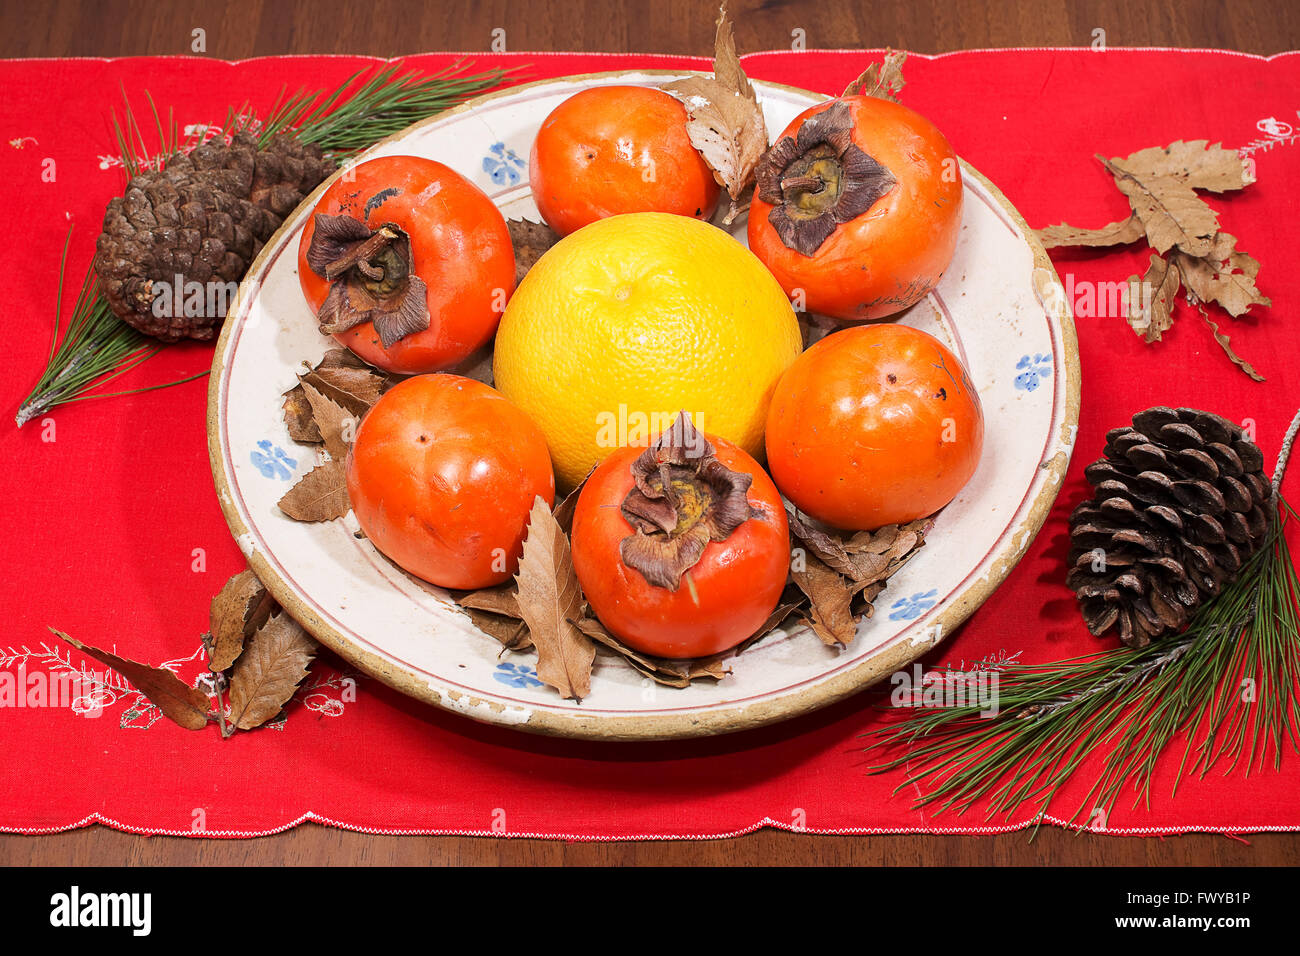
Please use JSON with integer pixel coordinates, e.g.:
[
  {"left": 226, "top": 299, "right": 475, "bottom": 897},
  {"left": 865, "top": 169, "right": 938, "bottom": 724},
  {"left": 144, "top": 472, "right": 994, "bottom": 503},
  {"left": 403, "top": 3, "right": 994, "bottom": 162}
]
[
  {"left": 16, "top": 227, "right": 207, "bottom": 428},
  {"left": 258, "top": 61, "right": 515, "bottom": 156},
  {"left": 863, "top": 475, "right": 1300, "bottom": 835},
  {"left": 20, "top": 60, "right": 512, "bottom": 427}
]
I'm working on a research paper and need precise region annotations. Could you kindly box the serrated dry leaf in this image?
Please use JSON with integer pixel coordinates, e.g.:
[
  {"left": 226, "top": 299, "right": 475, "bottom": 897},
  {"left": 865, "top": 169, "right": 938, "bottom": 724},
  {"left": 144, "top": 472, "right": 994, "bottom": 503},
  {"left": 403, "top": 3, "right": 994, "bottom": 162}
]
[
  {"left": 1126, "top": 253, "right": 1181, "bottom": 343},
  {"left": 792, "top": 553, "right": 858, "bottom": 647},
  {"left": 843, "top": 519, "right": 932, "bottom": 576},
  {"left": 300, "top": 381, "right": 355, "bottom": 461},
  {"left": 1102, "top": 157, "right": 1220, "bottom": 257},
  {"left": 843, "top": 49, "right": 907, "bottom": 101},
  {"left": 301, "top": 349, "right": 389, "bottom": 416},
  {"left": 1114, "top": 140, "right": 1254, "bottom": 193},
  {"left": 508, "top": 218, "right": 561, "bottom": 286},
  {"left": 851, "top": 580, "right": 889, "bottom": 619},
  {"left": 468, "top": 610, "right": 532, "bottom": 651},
  {"left": 278, "top": 460, "right": 350, "bottom": 522},
  {"left": 513, "top": 497, "right": 594, "bottom": 700},
  {"left": 52, "top": 629, "right": 210, "bottom": 730},
  {"left": 573, "top": 616, "right": 727, "bottom": 688},
  {"left": 463, "top": 608, "right": 528, "bottom": 651},
  {"left": 551, "top": 468, "right": 593, "bottom": 535},
  {"left": 785, "top": 511, "right": 931, "bottom": 648},
  {"left": 454, "top": 584, "right": 534, "bottom": 651},
  {"left": 282, "top": 387, "right": 320, "bottom": 443},
  {"left": 662, "top": 4, "right": 768, "bottom": 204},
  {"left": 1036, "top": 215, "right": 1145, "bottom": 249},
  {"left": 1198, "top": 308, "right": 1265, "bottom": 382},
  {"left": 1173, "top": 233, "right": 1270, "bottom": 318},
  {"left": 209, "top": 569, "right": 276, "bottom": 671},
  {"left": 457, "top": 585, "right": 522, "bottom": 618},
  {"left": 788, "top": 507, "right": 931, "bottom": 587},
  {"left": 1039, "top": 141, "right": 1269, "bottom": 381},
  {"left": 225, "top": 610, "right": 317, "bottom": 732},
  {"left": 283, "top": 349, "right": 388, "bottom": 443}
]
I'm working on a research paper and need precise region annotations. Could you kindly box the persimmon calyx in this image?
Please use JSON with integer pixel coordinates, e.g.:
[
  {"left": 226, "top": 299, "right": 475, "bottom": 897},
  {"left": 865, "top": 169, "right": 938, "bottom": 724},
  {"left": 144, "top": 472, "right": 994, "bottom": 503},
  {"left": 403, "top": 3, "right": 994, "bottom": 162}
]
[
  {"left": 305, "top": 213, "right": 430, "bottom": 349},
  {"left": 619, "top": 412, "right": 756, "bottom": 590},
  {"left": 755, "top": 99, "right": 897, "bottom": 257}
]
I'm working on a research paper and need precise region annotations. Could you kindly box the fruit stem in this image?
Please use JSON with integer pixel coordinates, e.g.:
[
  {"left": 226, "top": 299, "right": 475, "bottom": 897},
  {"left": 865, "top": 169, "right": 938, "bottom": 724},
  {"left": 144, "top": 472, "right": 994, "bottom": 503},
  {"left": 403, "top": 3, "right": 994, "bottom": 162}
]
[
  {"left": 781, "top": 173, "right": 826, "bottom": 194},
  {"left": 323, "top": 226, "right": 400, "bottom": 281}
]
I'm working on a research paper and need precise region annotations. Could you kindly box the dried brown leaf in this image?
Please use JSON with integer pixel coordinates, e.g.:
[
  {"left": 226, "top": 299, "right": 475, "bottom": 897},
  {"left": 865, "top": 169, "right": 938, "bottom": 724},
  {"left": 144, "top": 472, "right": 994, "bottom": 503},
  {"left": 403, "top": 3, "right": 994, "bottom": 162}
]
[
  {"left": 851, "top": 581, "right": 889, "bottom": 619},
  {"left": 1114, "top": 140, "right": 1254, "bottom": 193},
  {"left": 466, "top": 609, "right": 532, "bottom": 651},
  {"left": 52, "top": 629, "right": 210, "bottom": 730},
  {"left": 301, "top": 349, "right": 389, "bottom": 416},
  {"left": 842, "top": 49, "right": 907, "bottom": 101},
  {"left": 225, "top": 610, "right": 317, "bottom": 731},
  {"left": 456, "top": 584, "right": 522, "bottom": 618},
  {"left": 1173, "top": 234, "right": 1270, "bottom": 318},
  {"left": 552, "top": 468, "right": 593, "bottom": 535},
  {"left": 300, "top": 381, "right": 355, "bottom": 461},
  {"left": 277, "top": 460, "right": 350, "bottom": 522},
  {"left": 1126, "top": 253, "right": 1181, "bottom": 343},
  {"left": 573, "top": 616, "right": 727, "bottom": 687},
  {"left": 209, "top": 569, "right": 276, "bottom": 672},
  {"left": 1036, "top": 215, "right": 1145, "bottom": 249},
  {"left": 513, "top": 497, "right": 594, "bottom": 700},
  {"left": 1102, "top": 157, "right": 1220, "bottom": 257},
  {"left": 845, "top": 519, "right": 932, "bottom": 580},
  {"left": 283, "top": 349, "right": 388, "bottom": 444},
  {"left": 791, "top": 553, "right": 858, "bottom": 647},
  {"left": 788, "top": 507, "right": 931, "bottom": 587},
  {"left": 454, "top": 584, "right": 534, "bottom": 650},
  {"left": 785, "top": 511, "right": 932, "bottom": 648},
  {"left": 282, "top": 386, "right": 320, "bottom": 443},
  {"left": 662, "top": 5, "right": 768, "bottom": 201},
  {"left": 508, "top": 218, "right": 561, "bottom": 286},
  {"left": 1198, "top": 307, "right": 1265, "bottom": 382}
]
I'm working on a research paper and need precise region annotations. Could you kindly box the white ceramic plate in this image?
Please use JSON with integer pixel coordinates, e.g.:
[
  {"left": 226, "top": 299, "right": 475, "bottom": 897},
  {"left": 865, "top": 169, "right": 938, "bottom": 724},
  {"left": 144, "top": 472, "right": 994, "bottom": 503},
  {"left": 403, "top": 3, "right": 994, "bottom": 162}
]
[{"left": 208, "top": 71, "right": 1080, "bottom": 741}]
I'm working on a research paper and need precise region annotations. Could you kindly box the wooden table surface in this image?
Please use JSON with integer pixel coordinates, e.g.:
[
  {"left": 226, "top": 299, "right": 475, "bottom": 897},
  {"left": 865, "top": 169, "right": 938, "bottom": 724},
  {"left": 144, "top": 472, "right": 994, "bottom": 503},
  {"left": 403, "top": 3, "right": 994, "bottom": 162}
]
[{"left": 3, "top": 0, "right": 1298, "bottom": 867}]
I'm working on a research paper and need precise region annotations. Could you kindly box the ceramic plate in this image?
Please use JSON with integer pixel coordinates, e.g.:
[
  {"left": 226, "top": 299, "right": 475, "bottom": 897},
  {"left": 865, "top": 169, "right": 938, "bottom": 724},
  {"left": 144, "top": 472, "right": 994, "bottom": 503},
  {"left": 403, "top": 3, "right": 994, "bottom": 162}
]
[{"left": 208, "top": 71, "right": 1080, "bottom": 741}]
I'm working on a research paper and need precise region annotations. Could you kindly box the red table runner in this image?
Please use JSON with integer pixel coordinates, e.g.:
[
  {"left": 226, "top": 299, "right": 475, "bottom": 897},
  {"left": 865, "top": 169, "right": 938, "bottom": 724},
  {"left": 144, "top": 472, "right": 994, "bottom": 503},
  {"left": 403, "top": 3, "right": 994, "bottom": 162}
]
[{"left": 3, "top": 47, "right": 1299, "bottom": 839}]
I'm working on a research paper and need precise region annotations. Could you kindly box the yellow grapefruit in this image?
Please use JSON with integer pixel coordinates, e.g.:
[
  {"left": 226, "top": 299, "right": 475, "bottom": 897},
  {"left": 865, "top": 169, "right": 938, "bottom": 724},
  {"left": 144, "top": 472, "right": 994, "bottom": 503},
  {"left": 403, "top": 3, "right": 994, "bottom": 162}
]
[{"left": 493, "top": 212, "right": 803, "bottom": 488}]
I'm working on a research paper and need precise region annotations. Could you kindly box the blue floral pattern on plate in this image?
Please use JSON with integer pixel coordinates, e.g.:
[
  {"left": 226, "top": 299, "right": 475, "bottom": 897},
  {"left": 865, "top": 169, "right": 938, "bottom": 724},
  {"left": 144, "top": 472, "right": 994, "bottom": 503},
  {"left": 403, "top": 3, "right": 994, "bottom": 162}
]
[
  {"left": 251, "top": 440, "right": 296, "bottom": 480},
  {"left": 1014, "top": 353, "right": 1052, "bottom": 392},
  {"left": 889, "top": 589, "right": 939, "bottom": 621},
  {"left": 494, "top": 661, "right": 544, "bottom": 688},
  {"left": 482, "top": 142, "right": 526, "bottom": 185}
]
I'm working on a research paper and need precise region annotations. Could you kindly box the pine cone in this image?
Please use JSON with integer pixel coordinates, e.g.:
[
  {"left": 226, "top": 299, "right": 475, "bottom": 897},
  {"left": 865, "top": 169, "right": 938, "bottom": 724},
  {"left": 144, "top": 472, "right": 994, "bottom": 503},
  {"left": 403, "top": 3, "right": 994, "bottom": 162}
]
[
  {"left": 94, "top": 133, "right": 334, "bottom": 342},
  {"left": 1067, "top": 407, "right": 1272, "bottom": 648}
]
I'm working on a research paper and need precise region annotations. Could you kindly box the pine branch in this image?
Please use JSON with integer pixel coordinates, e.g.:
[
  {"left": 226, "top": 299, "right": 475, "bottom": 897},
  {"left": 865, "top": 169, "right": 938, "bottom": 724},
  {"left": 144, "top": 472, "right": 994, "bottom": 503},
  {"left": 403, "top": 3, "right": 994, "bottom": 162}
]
[
  {"left": 16, "top": 227, "right": 206, "bottom": 427},
  {"left": 863, "top": 489, "right": 1300, "bottom": 832},
  {"left": 261, "top": 61, "right": 515, "bottom": 156},
  {"left": 19, "top": 60, "right": 511, "bottom": 426}
]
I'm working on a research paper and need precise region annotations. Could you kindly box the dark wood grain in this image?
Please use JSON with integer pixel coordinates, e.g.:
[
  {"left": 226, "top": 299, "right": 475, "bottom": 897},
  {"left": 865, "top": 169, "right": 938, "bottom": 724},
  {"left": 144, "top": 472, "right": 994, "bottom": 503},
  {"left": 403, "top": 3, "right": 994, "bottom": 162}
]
[
  {"left": 2, "top": 0, "right": 1299, "bottom": 58},
  {"left": 2, "top": 0, "right": 1298, "bottom": 866}
]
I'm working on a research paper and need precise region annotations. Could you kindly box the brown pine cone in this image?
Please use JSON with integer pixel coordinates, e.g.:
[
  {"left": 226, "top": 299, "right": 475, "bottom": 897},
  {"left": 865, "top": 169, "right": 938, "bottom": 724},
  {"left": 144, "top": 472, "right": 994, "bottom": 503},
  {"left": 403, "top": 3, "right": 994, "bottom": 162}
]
[
  {"left": 94, "top": 133, "right": 333, "bottom": 342},
  {"left": 1066, "top": 406, "right": 1272, "bottom": 648}
]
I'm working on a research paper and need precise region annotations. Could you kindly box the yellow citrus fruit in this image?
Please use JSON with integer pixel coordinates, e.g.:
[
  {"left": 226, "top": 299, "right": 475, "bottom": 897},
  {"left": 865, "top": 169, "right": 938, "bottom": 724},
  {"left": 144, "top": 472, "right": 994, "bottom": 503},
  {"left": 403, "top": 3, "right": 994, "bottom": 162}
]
[{"left": 493, "top": 212, "right": 803, "bottom": 488}]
